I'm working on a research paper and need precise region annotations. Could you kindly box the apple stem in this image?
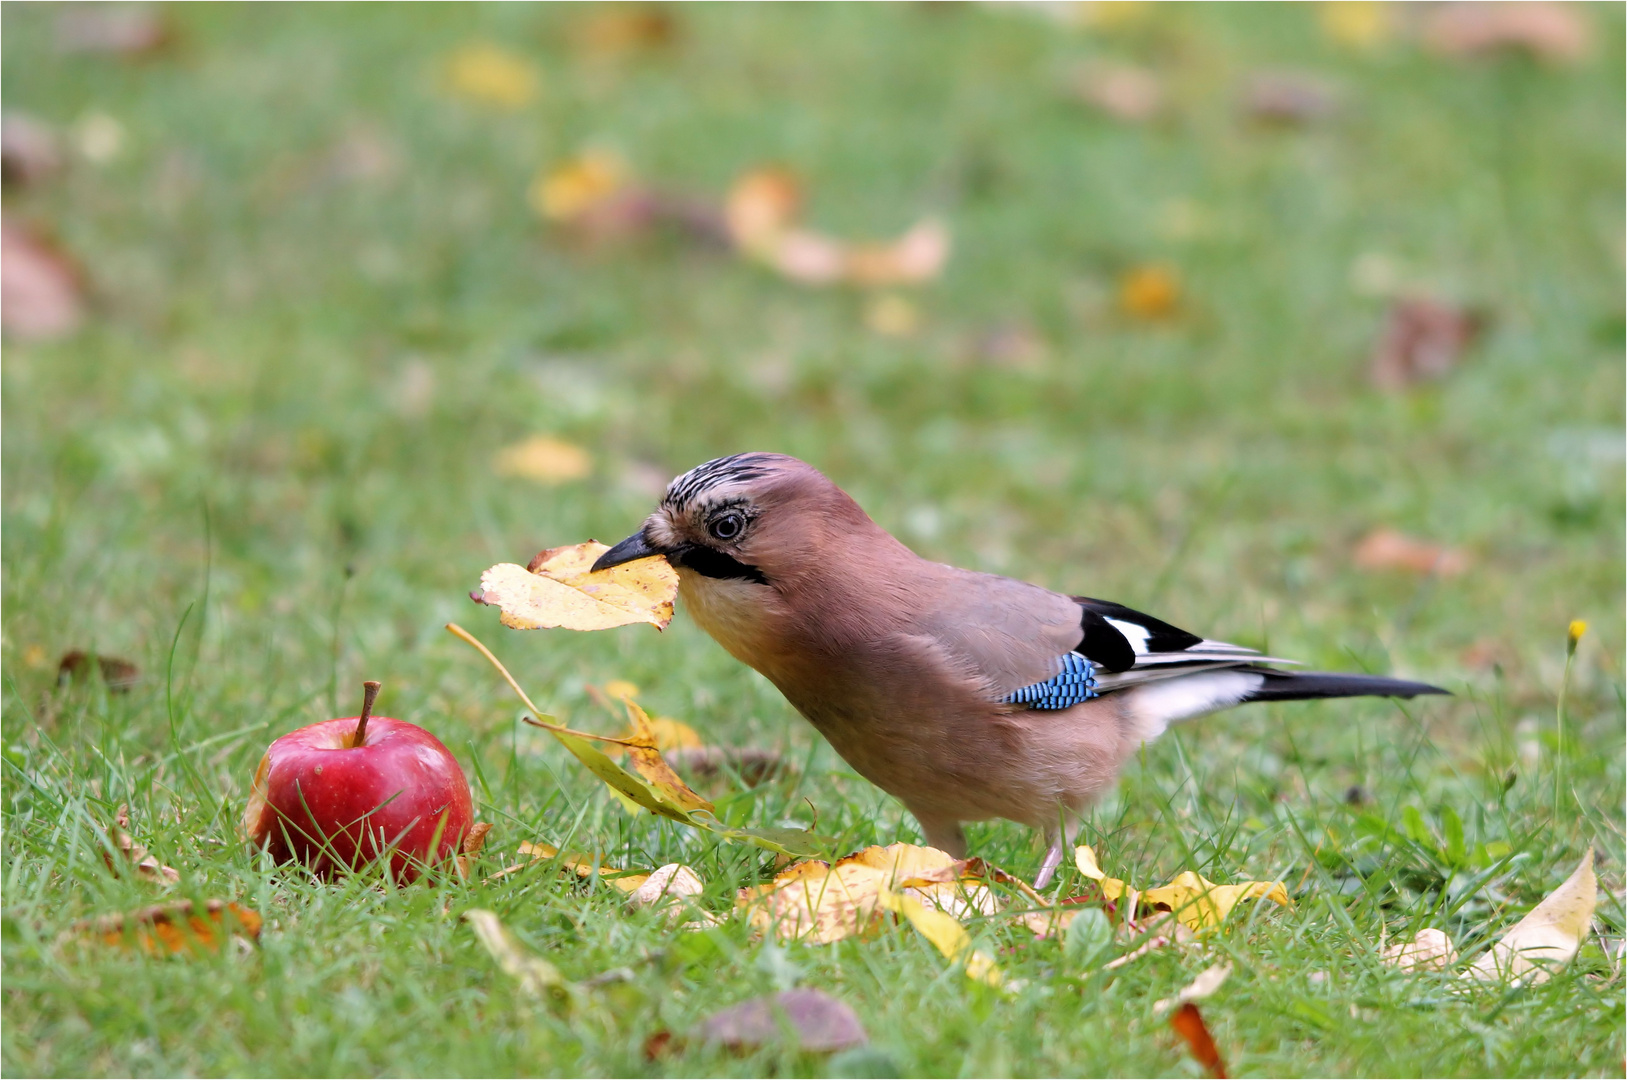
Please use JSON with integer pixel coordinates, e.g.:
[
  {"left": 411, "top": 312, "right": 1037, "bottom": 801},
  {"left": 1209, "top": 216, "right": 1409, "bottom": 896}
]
[{"left": 353, "top": 680, "right": 381, "bottom": 748}]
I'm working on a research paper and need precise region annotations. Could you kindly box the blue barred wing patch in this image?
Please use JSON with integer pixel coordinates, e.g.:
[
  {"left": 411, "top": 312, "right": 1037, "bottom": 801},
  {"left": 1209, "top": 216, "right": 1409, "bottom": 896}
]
[{"left": 1003, "top": 652, "right": 1098, "bottom": 710}]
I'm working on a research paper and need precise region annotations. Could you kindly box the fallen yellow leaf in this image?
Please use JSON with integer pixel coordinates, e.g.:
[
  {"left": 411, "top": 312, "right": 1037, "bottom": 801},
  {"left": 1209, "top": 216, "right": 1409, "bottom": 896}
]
[
  {"left": 445, "top": 43, "right": 539, "bottom": 109},
  {"left": 1075, "top": 845, "right": 1128, "bottom": 901},
  {"left": 619, "top": 698, "right": 715, "bottom": 813},
  {"left": 473, "top": 542, "right": 678, "bottom": 632},
  {"left": 1320, "top": 1, "right": 1396, "bottom": 50},
  {"left": 1073, "top": 847, "right": 1290, "bottom": 933},
  {"left": 1119, "top": 264, "right": 1180, "bottom": 320},
  {"left": 725, "top": 167, "right": 803, "bottom": 256},
  {"left": 1465, "top": 849, "right": 1595, "bottom": 985},
  {"left": 447, "top": 623, "right": 825, "bottom": 858},
  {"left": 1142, "top": 871, "right": 1291, "bottom": 933},
  {"left": 529, "top": 151, "right": 627, "bottom": 223},
  {"left": 877, "top": 884, "right": 1004, "bottom": 988},
  {"left": 492, "top": 436, "right": 592, "bottom": 484}
]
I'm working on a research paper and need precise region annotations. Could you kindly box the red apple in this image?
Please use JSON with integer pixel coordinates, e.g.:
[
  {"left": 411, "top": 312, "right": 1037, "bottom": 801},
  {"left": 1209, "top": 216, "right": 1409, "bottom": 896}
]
[{"left": 242, "top": 681, "right": 473, "bottom": 883}]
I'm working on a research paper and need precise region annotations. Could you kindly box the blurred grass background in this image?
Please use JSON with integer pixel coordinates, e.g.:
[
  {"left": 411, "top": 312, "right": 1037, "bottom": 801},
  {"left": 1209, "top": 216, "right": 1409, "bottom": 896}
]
[{"left": 2, "top": 3, "right": 1623, "bottom": 1076}]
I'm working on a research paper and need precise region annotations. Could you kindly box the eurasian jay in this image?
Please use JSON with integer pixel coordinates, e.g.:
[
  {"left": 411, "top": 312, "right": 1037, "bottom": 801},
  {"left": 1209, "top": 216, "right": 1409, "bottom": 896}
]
[{"left": 593, "top": 453, "right": 1447, "bottom": 887}]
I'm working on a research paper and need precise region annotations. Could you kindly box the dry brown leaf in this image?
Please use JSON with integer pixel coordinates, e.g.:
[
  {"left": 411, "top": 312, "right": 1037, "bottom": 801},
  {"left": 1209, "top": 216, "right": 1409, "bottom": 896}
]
[
  {"left": 1170, "top": 1002, "right": 1228, "bottom": 1078},
  {"left": 1370, "top": 296, "right": 1481, "bottom": 390},
  {"left": 101, "top": 805, "right": 180, "bottom": 884},
  {"left": 1382, "top": 927, "right": 1458, "bottom": 972},
  {"left": 444, "top": 43, "right": 539, "bottom": 108},
  {"left": 1154, "top": 962, "right": 1233, "bottom": 1014},
  {"left": 1422, "top": 2, "right": 1589, "bottom": 63},
  {"left": 1242, "top": 70, "right": 1341, "bottom": 125},
  {"left": 56, "top": 6, "right": 172, "bottom": 56},
  {"left": 694, "top": 988, "right": 867, "bottom": 1053},
  {"left": 575, "top": 7, "right": 680, "bottom": 55},
  {"left": 74, "top": 899, "right": 261, "bottom": 956},
  {"left": 492, "top": 435, "right": 592, "bottom": 484},
  {"left": 724, "top": 167, "right": 803, "bottom": 255},
  {"left": 843, "top": 219, "right": 951, "bottom": 287},
  {"left": 1354, "top": 528, "right": 1470, "bottom": 577},
  {"left": 1073, "top": 63, "right": 1164, "bottom": 123},
  {"left": 472, "top": 541, "right": 678, "bottom": 631},
  {"left": 1465, "top": 849, "right": 1596, "bottom": 984},
  {"left": 1119, "top": 265, "right": 1180, "bottom": 320},
  {"left": 628, "top": 862, "right": 704, "bottom": 909},
  {"left": 2, "top": 219, "right": 85, "bottom": 341},
  {"left": 58, "top": 650, "right": 140, "bottom": 692},
  {"left": 2, "top": 113, "right": 63, "bottom": 187},
  {"left": 456, "top": 821, "right": 494, "bottom": 880},
  {"left": 725, "top": 168, "right": 948, "bottom": 287}
]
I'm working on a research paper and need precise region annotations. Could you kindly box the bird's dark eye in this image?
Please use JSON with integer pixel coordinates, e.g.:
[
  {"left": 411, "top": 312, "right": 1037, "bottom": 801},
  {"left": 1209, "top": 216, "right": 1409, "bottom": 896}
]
[{"left": 707, "top": 511, "right": 746, "bottom": 542}]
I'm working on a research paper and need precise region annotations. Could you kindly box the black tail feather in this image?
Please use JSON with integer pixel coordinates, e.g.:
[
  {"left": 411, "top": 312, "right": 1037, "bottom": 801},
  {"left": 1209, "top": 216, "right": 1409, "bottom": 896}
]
[{"left": 1244, "top": 668, "right": 1449, "bottom": 702}]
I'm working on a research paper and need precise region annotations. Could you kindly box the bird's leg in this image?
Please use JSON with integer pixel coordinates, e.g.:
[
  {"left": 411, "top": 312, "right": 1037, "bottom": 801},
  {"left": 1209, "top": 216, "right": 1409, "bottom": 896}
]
[
  {"left": 916, "top": 816, "right": 967, "bottom": 858},
  {"left": 1033, "top": 814, "right": 1081, "bottom": 891}
]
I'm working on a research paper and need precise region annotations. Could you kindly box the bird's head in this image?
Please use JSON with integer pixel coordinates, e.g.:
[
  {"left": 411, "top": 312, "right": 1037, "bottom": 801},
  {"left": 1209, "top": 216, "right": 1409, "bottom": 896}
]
[{"left": 591, "top": 452, "right": 868, "bottom": 589}]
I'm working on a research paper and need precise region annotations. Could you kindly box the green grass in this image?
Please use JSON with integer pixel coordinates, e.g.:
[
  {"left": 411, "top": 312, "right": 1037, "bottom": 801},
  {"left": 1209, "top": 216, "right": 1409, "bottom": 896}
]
[{"left": 3, "top": 3, "right": 1623, "bottom": 1076}]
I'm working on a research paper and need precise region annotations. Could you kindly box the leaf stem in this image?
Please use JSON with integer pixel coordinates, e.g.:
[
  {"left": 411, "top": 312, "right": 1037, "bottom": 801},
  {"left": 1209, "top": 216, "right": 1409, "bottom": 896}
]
[{"left": 443, "top": 624, "right": 640, "bottom": 746}]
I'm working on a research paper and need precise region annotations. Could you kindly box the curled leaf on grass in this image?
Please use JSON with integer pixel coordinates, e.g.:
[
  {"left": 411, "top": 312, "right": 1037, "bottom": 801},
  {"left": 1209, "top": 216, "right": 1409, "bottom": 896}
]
[
  {"left": 1382, "top": 928, "right": 1457, "bottom": 973},
  {"left": 446, "top": 623, "right": 826, "bottom": 857},
  {"left": 71, "top": 899, "right": 261, "bottom": 956},
  {"left": 1154, "top": 962, "right": 1233, "bottom": 1015},
  {"left": 455, "top": 821, "right": 493, "bottom": 881},
  {"left": 1465, "top": 849, "right": 1596, "bottom": 986},
  {"left": 723, "top": 167, "right": 950, "bottom": 287},
  {"left": 98, "top": 805, "right": 180, "bottom": 884},
  {"left": 463, "top": 909, "right": 578, "bottom": 1012},
  {"left": 594, "top": 682, "right": 788, "bottom": 786},
  {"left": 472, "top": 541, "right": 678, "bottom": 631}
]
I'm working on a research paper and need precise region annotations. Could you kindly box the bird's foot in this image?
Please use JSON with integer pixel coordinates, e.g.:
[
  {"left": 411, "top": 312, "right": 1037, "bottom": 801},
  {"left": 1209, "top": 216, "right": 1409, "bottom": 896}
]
[{"left": 1034, "top": 838, "right": 1065, "bottom": 891}]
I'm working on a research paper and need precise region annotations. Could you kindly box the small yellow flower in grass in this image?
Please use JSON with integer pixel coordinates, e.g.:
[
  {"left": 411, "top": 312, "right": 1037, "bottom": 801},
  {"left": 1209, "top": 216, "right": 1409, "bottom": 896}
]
[{"left": 1567, "top": 620, "right": 1587, "bottom": 655}]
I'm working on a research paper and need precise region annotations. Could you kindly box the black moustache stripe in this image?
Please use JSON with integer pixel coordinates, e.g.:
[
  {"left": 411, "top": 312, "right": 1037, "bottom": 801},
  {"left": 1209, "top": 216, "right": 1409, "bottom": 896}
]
[{"left": 669, "top": 543, "right": 769, "bottom": 585}]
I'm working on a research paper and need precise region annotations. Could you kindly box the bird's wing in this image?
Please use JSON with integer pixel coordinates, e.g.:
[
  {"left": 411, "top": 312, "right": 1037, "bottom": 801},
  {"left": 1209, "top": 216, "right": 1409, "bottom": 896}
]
[{"left": 987, "top": 594, "right": 1299, "bottom": 707}]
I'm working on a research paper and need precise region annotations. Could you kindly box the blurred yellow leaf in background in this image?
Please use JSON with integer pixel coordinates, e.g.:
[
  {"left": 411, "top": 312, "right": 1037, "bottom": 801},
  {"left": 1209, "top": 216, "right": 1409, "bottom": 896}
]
[
  {"left": 1320, "top": 1, "right": 1396, "bottom": 50},
  {"left": 445, "top": 43, "right": 539, "bottom": 109},
  {"left": 1119, "top": 264, "right": 1180, "bottom": 319},
  {"left": 530, "top": 151, "right": 627, "bottom": 222},
  {"left": 492, "top": 436, "right": 592, "bottom": 484}
]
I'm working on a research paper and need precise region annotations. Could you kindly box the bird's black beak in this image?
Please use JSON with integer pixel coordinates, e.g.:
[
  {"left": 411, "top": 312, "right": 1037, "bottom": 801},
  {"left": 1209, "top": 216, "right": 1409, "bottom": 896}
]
[{"left": 591, "top": 530, "right": 662, "bottom": 573}]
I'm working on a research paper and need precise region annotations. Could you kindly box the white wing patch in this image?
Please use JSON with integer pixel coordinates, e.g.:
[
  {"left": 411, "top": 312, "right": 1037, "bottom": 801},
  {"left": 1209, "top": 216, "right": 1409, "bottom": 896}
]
[{"left": 1104, "top": 617, "right": 1152, "bottom": 654}]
